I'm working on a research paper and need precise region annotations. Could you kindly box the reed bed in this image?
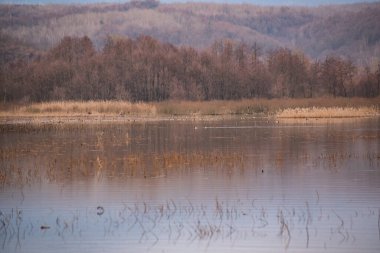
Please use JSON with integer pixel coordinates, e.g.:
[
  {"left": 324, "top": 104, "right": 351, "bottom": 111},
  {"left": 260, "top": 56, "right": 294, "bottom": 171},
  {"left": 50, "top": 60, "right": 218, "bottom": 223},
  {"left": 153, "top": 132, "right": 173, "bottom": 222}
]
[
  {"left": 1, "top": 97, "right": 379, "bottom": 119},
  {"left": 277, "top": 106, "right": 379, "bottom": 118},
  {"left": 0, "top": 100, "right": 157, "bottom": 116},
  {"left": 154, "top": 97, "right": 380, "bottom": 117}
]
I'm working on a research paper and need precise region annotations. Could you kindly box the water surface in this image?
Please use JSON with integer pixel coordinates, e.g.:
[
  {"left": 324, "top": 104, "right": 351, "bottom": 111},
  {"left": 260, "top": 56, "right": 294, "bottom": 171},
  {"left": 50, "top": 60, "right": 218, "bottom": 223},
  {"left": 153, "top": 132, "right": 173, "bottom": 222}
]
[{"left": 1, "top": 117, "right": 379, "bottom": 252}]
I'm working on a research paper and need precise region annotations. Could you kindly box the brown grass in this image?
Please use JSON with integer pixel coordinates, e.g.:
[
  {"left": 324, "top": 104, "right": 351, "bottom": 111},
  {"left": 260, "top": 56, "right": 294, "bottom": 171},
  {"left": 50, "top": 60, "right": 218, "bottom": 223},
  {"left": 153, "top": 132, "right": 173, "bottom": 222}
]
[
  {"left": 155, "top": 97, "right": 380, "bottom": 117},
  {"left": 0, "top": 97, "right": 379, "bottom": 119},
  {"left": 276, "top": 106, "right": 379, "bottom": 118},
  {"left": 0, "top": 100, "right": 157, "bottom": 116}
]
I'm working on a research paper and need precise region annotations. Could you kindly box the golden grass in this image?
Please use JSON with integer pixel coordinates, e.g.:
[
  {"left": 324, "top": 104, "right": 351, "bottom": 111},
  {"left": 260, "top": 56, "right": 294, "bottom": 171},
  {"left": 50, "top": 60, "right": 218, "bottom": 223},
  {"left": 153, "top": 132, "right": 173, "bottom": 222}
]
[
  {"left": 0, "top": 97, "right": 379, "bottom": 119},
  {"left": 0, "top": 100, "right": 157, "bottom": 116},
  {"left": 276, "top": 106, "right": 379, "bottom": 118},
  {"left": 156, "top": 97, "right": 380, "bottom": 117}
]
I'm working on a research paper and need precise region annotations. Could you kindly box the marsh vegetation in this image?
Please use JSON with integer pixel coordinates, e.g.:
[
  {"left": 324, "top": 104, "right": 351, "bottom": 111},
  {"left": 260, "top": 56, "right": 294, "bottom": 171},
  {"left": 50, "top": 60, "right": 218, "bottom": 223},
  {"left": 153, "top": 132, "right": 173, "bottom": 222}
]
[
  {"left": 1, "top": 97, "right": 379, "bottom": 120},
  {"left": 0, "top": 118, "right": 379, "bottom": 252}
]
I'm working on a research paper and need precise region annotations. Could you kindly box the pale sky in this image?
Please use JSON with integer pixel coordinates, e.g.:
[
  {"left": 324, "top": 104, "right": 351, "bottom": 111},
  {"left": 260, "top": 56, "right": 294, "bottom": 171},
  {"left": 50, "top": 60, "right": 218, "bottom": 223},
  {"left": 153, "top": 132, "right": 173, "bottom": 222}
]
[{"left": 0, "top": 0, "right": 379, "bottom": 6}]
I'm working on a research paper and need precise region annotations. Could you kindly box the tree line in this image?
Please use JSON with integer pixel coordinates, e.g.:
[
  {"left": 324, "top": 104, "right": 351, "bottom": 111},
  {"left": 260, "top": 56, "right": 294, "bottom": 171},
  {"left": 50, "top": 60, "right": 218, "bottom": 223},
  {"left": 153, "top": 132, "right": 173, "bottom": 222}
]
[{"left": 1, "top": 35, "right": 379, "bottom": 103}]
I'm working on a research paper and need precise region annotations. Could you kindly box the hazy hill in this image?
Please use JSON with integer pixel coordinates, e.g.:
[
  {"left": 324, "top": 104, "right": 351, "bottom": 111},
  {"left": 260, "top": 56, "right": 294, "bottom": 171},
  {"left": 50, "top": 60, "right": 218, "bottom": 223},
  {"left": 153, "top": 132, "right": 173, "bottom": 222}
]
[{"left": 0, "top": 1, "right": 379, "bottom": 65}]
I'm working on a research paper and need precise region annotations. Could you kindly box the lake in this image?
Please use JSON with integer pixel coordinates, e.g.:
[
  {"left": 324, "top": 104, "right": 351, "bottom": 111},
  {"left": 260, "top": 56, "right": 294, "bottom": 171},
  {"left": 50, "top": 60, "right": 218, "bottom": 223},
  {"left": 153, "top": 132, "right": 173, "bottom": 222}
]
[{"left": 0, "top": 117, "right": 379, "bottom": 253}]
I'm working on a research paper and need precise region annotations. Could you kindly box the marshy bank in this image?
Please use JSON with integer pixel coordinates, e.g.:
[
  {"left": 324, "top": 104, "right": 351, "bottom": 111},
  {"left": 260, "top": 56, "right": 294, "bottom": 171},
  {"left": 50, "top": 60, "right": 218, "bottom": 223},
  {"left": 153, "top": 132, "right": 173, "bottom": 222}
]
[{"left": 1, "top": 98, "right": 379, "bottom": 124}]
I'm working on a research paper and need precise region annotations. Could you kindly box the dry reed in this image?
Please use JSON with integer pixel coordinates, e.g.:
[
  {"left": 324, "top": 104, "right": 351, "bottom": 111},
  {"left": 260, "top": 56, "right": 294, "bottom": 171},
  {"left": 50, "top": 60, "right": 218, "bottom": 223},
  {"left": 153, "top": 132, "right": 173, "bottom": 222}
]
[
  {"left": 0, "top": 100, "right": 157, "bottom": 116},
  {"left": 1, "top": 97, "right": 379, "bottom": 119},
  {"left": 276, "top": 106, "right": 379, "bottom": 118}
]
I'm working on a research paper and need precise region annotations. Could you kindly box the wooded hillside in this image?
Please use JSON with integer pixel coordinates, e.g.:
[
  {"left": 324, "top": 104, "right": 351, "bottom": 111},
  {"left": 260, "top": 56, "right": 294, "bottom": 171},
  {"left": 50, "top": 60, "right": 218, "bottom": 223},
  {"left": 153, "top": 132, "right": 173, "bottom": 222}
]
[
  {"left": 0, "top": 1, "right": 379, "bottom": 65},
  {"left": 1, "top": 1, "right": 380, "bottom": 103},
  {"left": 1, "top": 35, "right": 379, "bottom": 102}
]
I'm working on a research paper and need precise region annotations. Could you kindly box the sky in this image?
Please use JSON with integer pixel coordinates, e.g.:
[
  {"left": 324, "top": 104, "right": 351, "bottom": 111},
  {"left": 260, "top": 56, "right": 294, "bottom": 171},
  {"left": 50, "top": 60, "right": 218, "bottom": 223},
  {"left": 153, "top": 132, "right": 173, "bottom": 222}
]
[{"left": 0, "top": 0, "right": 379, "bottom": 6}]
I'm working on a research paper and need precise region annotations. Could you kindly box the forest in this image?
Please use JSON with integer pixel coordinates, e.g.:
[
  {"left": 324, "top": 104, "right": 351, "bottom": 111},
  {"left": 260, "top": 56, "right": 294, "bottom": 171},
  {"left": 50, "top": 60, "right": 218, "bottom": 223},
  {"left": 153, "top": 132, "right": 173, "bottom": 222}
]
[
  {"left": 1, "top": 1, "right": 380, "bottom": 65},
  {"left": 1, "top": 1, "right": 380, "bottom": 103},
  {"left": 1, "top": 35, "right": 379, "bottom": 103}
]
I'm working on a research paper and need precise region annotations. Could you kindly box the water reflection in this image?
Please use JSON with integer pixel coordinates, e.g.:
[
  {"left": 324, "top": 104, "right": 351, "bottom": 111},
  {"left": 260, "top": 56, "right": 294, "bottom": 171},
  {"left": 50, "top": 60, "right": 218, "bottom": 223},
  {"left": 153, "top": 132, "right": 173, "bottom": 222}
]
[{"left": 0, "top": 117, "right": 379, "bottom": 252}]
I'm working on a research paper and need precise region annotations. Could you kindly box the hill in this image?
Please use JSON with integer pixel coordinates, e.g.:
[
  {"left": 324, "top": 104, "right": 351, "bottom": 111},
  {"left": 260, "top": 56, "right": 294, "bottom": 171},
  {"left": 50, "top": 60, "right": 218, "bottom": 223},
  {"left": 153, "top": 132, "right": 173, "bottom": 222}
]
[{"left": 0, "top": 1, "right": 379, "bottom": 65}]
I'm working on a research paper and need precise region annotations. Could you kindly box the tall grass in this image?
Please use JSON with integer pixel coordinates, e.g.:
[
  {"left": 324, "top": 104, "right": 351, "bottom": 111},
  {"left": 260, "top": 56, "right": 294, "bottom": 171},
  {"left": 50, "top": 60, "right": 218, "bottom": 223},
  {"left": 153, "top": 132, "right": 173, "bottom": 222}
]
[
  {"left": 276, "top": 106, "right": 379, "bottom": 118},
  {"left": 155, "top": 98, "right": 380, "bottom": 116},
  {"left": 1, "top": 100, "right": 157, "bottom": 116},
  {"left": 1, "top": 97, "right": 379, "bottom": 118}
]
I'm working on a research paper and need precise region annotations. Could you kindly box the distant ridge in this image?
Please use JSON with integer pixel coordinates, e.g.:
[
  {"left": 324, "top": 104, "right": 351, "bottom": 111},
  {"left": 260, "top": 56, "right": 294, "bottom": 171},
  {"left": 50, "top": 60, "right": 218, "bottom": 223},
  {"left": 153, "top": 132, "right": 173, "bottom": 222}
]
[{"left": 0, "top": 1, "right": 379, "bottom": 65}]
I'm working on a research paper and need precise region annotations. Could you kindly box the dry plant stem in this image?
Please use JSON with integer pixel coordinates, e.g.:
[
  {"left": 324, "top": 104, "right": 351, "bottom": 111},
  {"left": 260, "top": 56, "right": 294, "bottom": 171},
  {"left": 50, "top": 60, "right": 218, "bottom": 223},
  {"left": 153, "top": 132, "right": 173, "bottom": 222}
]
[
  {"left": 1, "top": 98, "right": 379, "bottom": 119},
  {"left": 378, "top": 209, "right": 380, "bottom": 241},
  {"left": 305, "top": 202, "right": 311, "bottom": 248},
  {"left": 277, "top": 106, "right": 379, "bottom": 118}
]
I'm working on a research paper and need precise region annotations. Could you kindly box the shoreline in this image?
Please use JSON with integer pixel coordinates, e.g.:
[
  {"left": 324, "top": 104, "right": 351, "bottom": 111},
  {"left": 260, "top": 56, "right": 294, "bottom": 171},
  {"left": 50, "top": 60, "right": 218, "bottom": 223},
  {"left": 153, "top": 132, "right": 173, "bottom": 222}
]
[
  {"left": 0, "top": 114, "right": 265, "bottom": 126},
  {"left": 1, "top": 98, "right": 379, "bottom": 125},
  {"left": 1, "top": 114, "right": 379, "bottom": 133}
]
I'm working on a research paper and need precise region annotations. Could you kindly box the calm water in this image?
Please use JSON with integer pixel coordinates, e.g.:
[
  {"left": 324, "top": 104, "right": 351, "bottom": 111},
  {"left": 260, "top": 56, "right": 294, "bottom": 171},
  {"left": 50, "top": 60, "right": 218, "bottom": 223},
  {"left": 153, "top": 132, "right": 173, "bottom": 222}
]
[{"left": 0, "top": 117, "right": 379, "bottom": 253}]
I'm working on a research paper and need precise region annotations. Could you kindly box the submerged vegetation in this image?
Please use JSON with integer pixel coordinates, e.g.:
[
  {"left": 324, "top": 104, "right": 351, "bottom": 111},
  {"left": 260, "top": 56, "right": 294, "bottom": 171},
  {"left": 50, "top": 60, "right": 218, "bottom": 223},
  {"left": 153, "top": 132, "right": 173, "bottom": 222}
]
[
  {"left": 2, "top": 198, "right": 378, "bottom": 252},
  {"left": 1, "top": 124, "right": 379, "bottom": 250},
  {"left": 0, "top": 150, "right": 245, "bottom": 185}
]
